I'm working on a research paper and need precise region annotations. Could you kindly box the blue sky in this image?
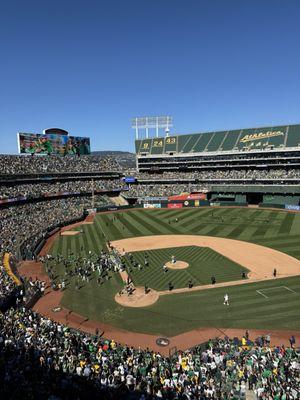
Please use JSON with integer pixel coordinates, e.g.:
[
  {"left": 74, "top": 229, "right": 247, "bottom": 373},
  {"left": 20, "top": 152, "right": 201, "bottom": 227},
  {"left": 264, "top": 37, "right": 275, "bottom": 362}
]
[{"left": 0, "top": 0, "right": 299, "bottom": 154}]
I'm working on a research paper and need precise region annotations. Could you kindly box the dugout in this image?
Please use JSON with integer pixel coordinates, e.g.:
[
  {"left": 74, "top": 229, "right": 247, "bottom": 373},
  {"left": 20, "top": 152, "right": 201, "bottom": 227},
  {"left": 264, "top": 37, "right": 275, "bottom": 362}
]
[{"left": 246, "top": 193, "right": 263, "bottom": 205}]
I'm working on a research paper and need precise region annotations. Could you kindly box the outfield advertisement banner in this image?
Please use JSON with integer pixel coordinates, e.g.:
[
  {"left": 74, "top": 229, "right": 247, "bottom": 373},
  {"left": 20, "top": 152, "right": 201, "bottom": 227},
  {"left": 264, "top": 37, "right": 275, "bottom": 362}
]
[
  {"left": 18, "top": 133, "right": 91, "bottom": 155},
  {"left": 143, "top": 203, "right": 161, "bottom": 209},
  {"left": 144, "top": 196, "right": 168, "bottom": 201},
  {"left": 167, "top": 203, "right": 183, "bottom": 209},
  {"left": 168, "top": 193, "right": 206, "bottom": 201}
]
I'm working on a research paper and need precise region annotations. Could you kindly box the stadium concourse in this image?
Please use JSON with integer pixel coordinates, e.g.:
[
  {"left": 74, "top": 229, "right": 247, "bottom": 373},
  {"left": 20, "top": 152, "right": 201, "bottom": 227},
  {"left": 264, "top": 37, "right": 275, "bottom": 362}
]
[{"left": 0, "top": 131, "right": 300, "bottom": 400}]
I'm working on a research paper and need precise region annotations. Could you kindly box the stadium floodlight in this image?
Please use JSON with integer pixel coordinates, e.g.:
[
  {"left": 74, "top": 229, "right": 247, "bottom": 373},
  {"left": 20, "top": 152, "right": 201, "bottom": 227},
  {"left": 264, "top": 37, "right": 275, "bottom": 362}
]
[{"left": 132, "top": 116, "right": 173, "bottom": 139}]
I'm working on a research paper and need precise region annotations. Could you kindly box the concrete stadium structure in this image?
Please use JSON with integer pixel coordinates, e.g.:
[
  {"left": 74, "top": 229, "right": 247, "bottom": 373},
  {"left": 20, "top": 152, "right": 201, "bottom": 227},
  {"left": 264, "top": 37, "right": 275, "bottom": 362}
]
[{"left": 134, "top": 124, "right": 300, "bottom": 206}]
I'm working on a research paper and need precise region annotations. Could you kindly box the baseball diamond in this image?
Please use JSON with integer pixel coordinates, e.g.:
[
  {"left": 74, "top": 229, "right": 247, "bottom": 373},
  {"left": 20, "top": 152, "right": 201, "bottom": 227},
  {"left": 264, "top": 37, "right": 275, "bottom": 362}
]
[{"left": 36, "top": 207, "right": 300, "bottom": 339}]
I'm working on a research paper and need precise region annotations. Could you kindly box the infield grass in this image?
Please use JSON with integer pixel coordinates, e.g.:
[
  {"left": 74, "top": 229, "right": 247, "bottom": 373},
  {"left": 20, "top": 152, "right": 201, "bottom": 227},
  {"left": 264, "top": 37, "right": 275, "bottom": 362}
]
[{"left": 123, "top": 246, "right": 248, "bottom": 290}]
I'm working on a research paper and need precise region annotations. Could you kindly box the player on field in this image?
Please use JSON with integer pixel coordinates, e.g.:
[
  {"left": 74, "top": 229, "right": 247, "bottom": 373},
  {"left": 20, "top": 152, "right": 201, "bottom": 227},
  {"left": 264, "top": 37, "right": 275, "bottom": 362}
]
[{"left": 223, "top": 293, "right": 229, "bottom": 306}]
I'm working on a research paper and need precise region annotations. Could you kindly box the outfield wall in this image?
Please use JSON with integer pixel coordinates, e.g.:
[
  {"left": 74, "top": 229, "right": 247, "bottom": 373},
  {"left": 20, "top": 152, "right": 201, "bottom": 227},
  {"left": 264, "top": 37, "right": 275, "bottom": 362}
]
[
  {"left": 211, "top": 185, "right": 300, "bottom": 194},
  {"left": 209, "top": 185, "right": 300, "bottom": 207}
]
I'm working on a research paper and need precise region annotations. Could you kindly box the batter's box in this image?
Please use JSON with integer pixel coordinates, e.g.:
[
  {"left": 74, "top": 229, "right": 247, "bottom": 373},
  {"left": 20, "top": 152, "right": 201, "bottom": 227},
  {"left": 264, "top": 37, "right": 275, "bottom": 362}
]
[{"left": 256, "top": 286, "right": 297, "bottom": 299}]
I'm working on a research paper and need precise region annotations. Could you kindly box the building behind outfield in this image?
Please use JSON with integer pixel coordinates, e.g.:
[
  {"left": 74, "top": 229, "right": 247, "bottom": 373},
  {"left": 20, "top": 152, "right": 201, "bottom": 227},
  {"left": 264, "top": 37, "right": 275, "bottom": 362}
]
[{"left": 135, "top": 124, "right": 300, "bottom": 207}]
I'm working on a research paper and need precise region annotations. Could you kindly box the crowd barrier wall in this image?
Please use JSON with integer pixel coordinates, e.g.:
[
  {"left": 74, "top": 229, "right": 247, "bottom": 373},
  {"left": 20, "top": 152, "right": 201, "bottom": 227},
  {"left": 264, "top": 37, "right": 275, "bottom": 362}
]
[
  {"left": 3, "top": 253, "right": 22, "bottom": 286},
  {"left": 0, "top": 253, "right": 23, "bottom": 312},
  {"left": 259, "top": 203, "right": 285, "bottom": 209}
]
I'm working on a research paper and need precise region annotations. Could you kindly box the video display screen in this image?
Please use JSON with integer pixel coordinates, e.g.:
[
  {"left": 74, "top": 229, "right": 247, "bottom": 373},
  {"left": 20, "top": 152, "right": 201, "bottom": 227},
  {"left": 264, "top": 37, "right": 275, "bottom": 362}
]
[{"left": 18, "top": 133, "right": 91, "bottom": 155}]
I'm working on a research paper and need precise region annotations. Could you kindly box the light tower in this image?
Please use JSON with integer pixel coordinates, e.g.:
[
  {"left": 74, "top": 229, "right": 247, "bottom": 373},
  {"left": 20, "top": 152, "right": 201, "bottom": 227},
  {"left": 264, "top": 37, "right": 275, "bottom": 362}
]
[{"left": 132, "top": 116, "right": 173, "bottom": 139}]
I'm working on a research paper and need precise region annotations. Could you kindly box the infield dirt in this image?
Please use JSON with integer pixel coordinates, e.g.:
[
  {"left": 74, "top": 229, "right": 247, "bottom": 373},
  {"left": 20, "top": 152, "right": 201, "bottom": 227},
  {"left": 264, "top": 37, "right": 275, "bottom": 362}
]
[{"left": 112, "top": 234, "right": 300, "bottom": 281}]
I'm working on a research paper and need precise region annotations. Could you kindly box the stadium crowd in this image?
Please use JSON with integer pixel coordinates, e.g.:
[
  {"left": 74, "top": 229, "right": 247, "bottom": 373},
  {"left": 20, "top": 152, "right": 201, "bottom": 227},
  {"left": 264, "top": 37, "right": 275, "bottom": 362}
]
[
  {"left": 0, "top": 264, "right": 16, "bottom": 305},
  {"left": 136, "top": 169, "right": 300, "bottom": 181},
  {"left": 0, "top": 195, "right": 112, "bottom": 259},
  {"left": 0, "top": 179, "right": 125, "bottom": 200},
  {"left": 0, "top": 155, "right": 120, "bottom": 174},
  {"left": 0, "top": 301, "right": 299, "bottom": 399},
  {"left": 125, "top": 184, "right": 207, "bottom": 198}
]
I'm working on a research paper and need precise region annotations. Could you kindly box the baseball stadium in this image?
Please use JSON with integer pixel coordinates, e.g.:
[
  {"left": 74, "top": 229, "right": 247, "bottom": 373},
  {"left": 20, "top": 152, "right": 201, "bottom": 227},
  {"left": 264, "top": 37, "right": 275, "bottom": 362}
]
[{"left": 1, "top": 123, "right": 300, "bottom": 399}]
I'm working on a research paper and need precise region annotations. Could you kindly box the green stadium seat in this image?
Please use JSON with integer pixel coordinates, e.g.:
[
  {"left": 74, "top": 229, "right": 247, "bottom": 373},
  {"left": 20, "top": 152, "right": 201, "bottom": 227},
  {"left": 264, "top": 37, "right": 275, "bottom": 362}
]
[
  {"left": 206, "top": 131, "right": 227, "bottom": 152},
  {"left": 221, "top": 130, "right": 241, "bottom": 151},
  {"left": 192, "top": 132, "right": 213, "bottom": 152},
  {"left": 286, "top": 125, "right": 300, "bottom": 147},
  {"left": 180, "top": 134, "right": 199, "bottom": 153}
]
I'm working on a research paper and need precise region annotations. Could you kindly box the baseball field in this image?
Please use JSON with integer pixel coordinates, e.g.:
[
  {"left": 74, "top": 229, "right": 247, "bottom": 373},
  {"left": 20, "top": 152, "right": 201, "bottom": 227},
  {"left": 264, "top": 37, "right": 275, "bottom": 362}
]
[{"left": 49, "top": 207, "right": 300, "bottom": 337}]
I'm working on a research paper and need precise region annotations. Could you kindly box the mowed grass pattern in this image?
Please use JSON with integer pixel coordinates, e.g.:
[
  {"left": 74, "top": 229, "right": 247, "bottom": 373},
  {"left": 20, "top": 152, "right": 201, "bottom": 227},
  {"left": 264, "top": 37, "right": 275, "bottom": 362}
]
[
  {"left": 123, "top": 246, "right": 248, "bottom": 291},
  {"left": 49, "top": 207, "right": 300, "bottom": 335}
]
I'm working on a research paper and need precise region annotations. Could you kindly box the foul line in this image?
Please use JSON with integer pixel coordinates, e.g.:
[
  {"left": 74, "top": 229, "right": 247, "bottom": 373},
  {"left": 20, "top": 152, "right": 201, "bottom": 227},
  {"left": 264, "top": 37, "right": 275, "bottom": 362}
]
[
  {"left": 283, "top": 286, "right": 297, "bottom": 294},
  {"left": 256, "top": 286, "right": 297, "bottom": 299},
  {"left": 256, "top": 289, "right": 269, "bottom": 299}
]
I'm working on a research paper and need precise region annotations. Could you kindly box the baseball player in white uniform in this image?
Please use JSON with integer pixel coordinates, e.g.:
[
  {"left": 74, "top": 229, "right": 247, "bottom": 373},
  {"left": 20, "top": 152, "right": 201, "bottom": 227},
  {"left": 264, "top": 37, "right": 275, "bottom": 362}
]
[{"left": 223, "top": 293, "right": 229, "bottom": 305}]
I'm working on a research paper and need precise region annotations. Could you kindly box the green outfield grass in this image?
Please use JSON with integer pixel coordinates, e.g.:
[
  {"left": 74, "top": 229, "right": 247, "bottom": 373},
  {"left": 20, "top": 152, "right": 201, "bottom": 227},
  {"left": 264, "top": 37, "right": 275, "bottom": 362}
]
[
  {"left": 49, "top": 207, "right": 300, "bottom": 335},
  {"left": 123, "top": 246, "right": 248, "bottom": 290}
]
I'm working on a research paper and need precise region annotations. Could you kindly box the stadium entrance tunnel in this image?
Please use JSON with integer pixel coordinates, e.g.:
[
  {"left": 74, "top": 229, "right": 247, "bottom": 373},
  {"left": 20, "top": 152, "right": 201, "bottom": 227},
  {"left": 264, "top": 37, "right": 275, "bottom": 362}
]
[{"left": 246, "top": 193, "right": 263, "bottom": 205}]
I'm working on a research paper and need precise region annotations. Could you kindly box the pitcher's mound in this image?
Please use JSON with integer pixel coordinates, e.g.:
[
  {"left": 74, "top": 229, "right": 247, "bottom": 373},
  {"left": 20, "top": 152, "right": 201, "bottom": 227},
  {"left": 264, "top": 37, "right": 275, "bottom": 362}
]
[
  {"left": 166, "top": 260, "right": 189, "bottom": 270},
  {"left": 115, "top": 287, "right": 159, "bottom": 307},
  {"left": 61, "top": 231, "right": 80, "bottom": 236}
]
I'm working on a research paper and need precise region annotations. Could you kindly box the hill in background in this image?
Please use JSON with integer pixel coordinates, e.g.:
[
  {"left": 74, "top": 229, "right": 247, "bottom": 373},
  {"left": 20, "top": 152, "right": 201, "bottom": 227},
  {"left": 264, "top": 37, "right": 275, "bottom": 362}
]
[{"left": 92, "top": 151, "right": 136, "bottom": 169}]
